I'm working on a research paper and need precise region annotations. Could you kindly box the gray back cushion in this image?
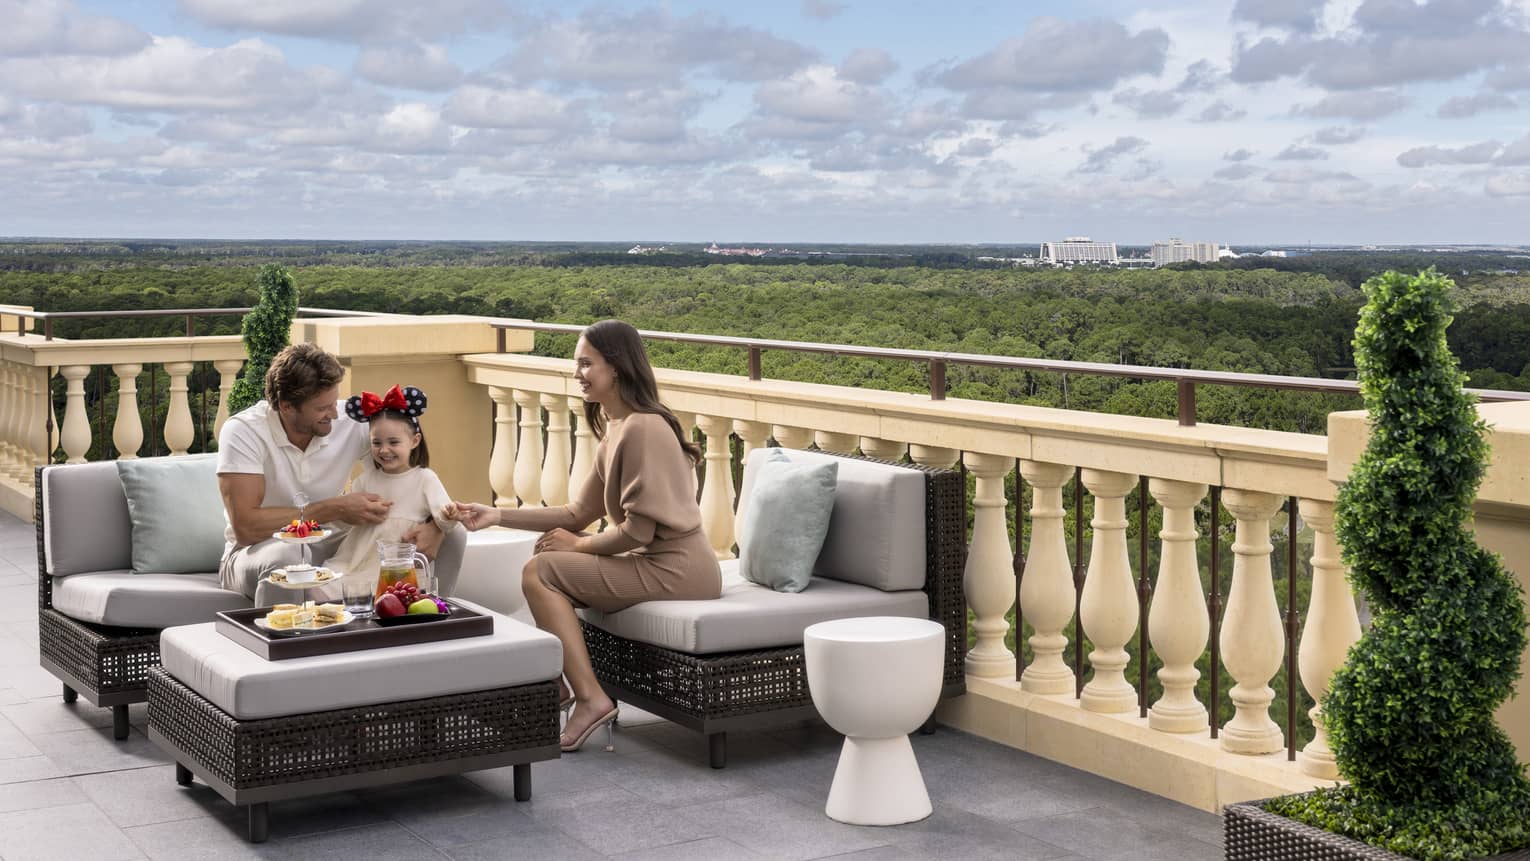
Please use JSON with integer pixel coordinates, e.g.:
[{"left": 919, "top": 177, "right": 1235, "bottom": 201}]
[
  {"left": 735, "top": 448, "right": 927, "bottom": 592},
  {"left": 42, "top": 461, "right": 133, "bottom": 576},
  {"left": 116, "top": 454, "right": 226, "bottom": 574}
]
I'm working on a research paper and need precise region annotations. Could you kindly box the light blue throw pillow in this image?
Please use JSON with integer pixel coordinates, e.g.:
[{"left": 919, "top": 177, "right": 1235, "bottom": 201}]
[
  {"left": 116, "top": 454, "right": 227, "bottom": 575},
  {"left": 737, "top": 449, "right": 838, "bottom": 592}
]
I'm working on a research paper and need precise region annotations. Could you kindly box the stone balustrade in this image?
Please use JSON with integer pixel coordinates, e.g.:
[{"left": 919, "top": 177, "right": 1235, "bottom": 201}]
[
  {"left": 461, "top": 350, "right": 1382, "bottom": 808},
  {"left": 0, "top": 333, "right": 246, "bottom": 517}
]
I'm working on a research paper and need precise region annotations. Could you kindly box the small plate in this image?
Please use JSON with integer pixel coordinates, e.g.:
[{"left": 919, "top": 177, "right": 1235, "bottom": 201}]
[
  {"left": 375, "top": 611, "right": 451, "bottom": 627},
  {"left": 272, "top": 530, "right": 329, "bottom": 545},
  {"left": 254, "top": 610, "right": 354, "bottom": 636},
  {"left": 263, "top": 567, "right": 343, "bottom": 589}
]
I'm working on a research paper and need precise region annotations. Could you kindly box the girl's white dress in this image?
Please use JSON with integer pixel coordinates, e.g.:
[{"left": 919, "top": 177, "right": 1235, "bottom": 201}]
[{"left": 322, "top": 463, "right": 459, "bottom": 583}]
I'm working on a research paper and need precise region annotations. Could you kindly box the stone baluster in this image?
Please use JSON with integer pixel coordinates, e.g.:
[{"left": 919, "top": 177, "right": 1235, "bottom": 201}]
[
  {"left": 59, "top": 365, "right": 92, "bottom": 464},
  {"left": 568, "top": 396, "right": 595, "bottom": 498},
  {"left": 540, "top": 394, "right": 572, "bottom": 506},
  {"left": 1297, "top": 499, "right": 1362, "bottom": 778},
  {"left": 512, "top": 389, "right": 544, "bottom": 507},
  {"left": 1079, "top": 469, "right": 1141, "bottom": 713},
  {"left": 212, "top": 359, "right": 243, "bottom": 439},
  {"left": 47, "top": 367, "right": 59, "bottom": 459},
  {"left": 112, "top": 364, "right": 144, "bottom": 460},
  {"left": 733, "top": 420, "right": 770, "bottom": 466},
  {"left": 487, "top": 387, "right": 517, "bottom": 507},
  {"left": 814, "top": 430, "right": 857, "bottom": 453},
  {"left": 908, "top": 445, "right": 960, "bottom": 470},
  {"left": 11, "top": 364, "right": 37, "bottom": 477},
  {"left": 771, "top": 425, "right": 812, "bottom": 450},
  {"left": 163, "top": 362, "right": 195, "bottom": 456},
  {"left": 1019, "top": 460, "right": 1076, "bottom": 694},
  {"left": 0, "top": 364, "right": 17, "bottom": 474},
  {"left": 1218, "top": 489, "right": 1286, "bottom": 753},
  {"left": 1147, "top": 479, "right": 1211, "bottom": 732},
  {"left": 858, "top": 437, "right": 906, "bottom": 462},
  {"left": 25, "top": 367, "right": 48, "bottom": 469},
  {"left": 696, "top": 414, "right": 737, "bottom": 559},
  {"left": 964, "top": 451, "right": 1016, "bottom": 677},
  {"left": 672, "top": 412, "right": 698, "bottom": 498}
]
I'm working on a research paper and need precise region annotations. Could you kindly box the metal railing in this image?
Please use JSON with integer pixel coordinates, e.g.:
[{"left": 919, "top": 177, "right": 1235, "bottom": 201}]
[
  {"left": 6, "top": 306, "right": 397, "bottom": 340},
  {"left": 490, "top": 320, "right": 1530, "bottom": 426}
]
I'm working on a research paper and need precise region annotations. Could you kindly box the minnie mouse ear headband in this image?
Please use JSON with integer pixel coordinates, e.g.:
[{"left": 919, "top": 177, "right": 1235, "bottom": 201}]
[{"left": 345, "top": 384, "right": 427, "bottom": 427}]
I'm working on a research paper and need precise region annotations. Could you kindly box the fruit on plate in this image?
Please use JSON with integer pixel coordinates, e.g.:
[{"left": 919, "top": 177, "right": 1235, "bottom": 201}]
[
  {"left": 280, "top": 519, "right": 324, "bottom": 538},
  {"left": 375, "top": 593, "right": 406, "bottom": 618},
  {"left": 407, "top": 598, "right": 441, "bottom": 615},
  {"left": 382, "top": 581, "right": 420, "bottom": 606}
]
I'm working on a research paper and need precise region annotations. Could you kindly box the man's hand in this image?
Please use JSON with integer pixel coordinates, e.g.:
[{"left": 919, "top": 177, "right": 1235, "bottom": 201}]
[
  {"left": 441, "top": 502, "right": 500, "bottom": 532},
  {"left": 534, "top": 528, "right": 582, "bottom": 554},
  {"left": 330, "top": 492, "right": 392, "bottom": 525},
  {"left": 402, "top": 519, "right": 445, "bottom": 560}
]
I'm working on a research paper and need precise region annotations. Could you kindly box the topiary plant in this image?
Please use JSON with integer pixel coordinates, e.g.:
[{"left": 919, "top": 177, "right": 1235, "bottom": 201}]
[
  {"left": 226, "top": 264, "right": 298, "bottom": 414},
  {"left": 1268, "top": 269, "right": 1530, "bottom": 860}
]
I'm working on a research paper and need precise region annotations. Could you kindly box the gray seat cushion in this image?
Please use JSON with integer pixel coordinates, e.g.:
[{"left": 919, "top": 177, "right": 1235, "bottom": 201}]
[
  {"left": 51, "top": 572, "right": 250, "bottom": 628},
  {"left": 159, "top": 602, "right": 563, "bottom": 720},
  {"left": 582, "top": 560, "right": 928, "bottom": 654},
  {"left": 734, "top": 448, "right": 927, "bottom": 592},
  {"left": 40, "top": 461, "right": 133, "bottom": 576}
]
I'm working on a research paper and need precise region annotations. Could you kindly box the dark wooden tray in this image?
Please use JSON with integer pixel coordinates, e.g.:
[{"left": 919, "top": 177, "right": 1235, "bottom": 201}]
[{"left": 216, "top": 601, "right": 493, "bottom": 661}]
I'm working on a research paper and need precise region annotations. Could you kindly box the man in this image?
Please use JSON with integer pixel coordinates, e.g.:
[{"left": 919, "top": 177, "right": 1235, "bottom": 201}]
[{"left": 217, "top": 342, "right": 462, "bottom": 603}]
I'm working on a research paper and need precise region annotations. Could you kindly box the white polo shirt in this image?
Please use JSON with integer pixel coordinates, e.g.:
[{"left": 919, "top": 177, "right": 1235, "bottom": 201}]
[{"left": 216, "top": 399, "right": 370, "bottom": 553}]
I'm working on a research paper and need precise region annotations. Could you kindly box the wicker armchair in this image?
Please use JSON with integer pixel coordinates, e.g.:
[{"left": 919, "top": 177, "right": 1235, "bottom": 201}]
[
  {"left": 35, "top": 467, "right": 161, "bottom": 740},
  {"left": 581, "top": 453, "right": 967, "bottom": 768}
]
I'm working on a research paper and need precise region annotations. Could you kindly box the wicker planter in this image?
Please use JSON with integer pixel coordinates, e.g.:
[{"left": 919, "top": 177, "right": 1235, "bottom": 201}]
[{"left": 1224, "top": 796, "right": 1530, "bottom": 861}]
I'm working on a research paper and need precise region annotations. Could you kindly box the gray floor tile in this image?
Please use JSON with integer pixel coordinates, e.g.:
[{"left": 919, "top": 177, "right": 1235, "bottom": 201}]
[
  {"left": 275, "top": 821, "right": 446, "bottom": 860},
  {"left": 2, "top": 697, "right": 120, "bottom": 735},
  {"left": 611, "top": 835, "right": 763, "bottom": 860},
  {"left": 0, "top": 800, "right": 146, "bottom": 860},
  {"left": 440, "top": 826, "right": 606, "bottom": 861},
  {"left": 598, "top": 747, "right": 769, "bottom": 808},
  {"left": 814, "top": 848, "right": 921, "bottom": 860},
  {"left": 0, "top": 715, "right": 44, "bottom": 759},
  {"left": 0, "top": 754, "right": 64, "bottom": 785},
  {"left": 0, "top": 776, "right": 87, "bottom": 813},
  {"left": 522, "top": 783, "right": 716, "bottom": 855},
  {"left": 264, "top": 791, "right": 390, "bottom": 840},
  {"left": 74, "top": 764, "right": 232, "bottom": 827},
  {"left": 873, "top": 803, "right": 1074, "bottom": 861},
  {"left": 676, "top": 791, "right": 892, "bottom": 861},
  {"left": 1010, "top": 808, "right": 1222, "bottom": 861},
  {"left": 466, "top": 755, "right": 617, "bottom": 801},
  {"left": 121, "top": 815, "right": 266, "bottom": 861},
  {"left": 27, "top": 724, "right": 171, "bottom": 775}
]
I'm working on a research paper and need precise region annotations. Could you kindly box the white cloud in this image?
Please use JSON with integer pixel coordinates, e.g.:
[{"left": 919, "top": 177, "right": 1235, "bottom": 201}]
[
  {"left": 176, "top": 0, "right": 508, "bottom": 42},
  {"left": 0, "top": 0, "right": 148, "bottom": 57},
  {"left": 442, "top": 85, "right": 587, "bottom": 133},
  {"left": 0, "top": 36, "right": 344, "bottom": 112},
  {"left": 1437, "top": 91, "right": 1518, "bottom": 118},
  {"left": 354, "top": 42, "right": 462, "bottom": 91},
  {"left": 839, "top": 48, "right": 897, "bottom": 85},
  {"left": 1485, "top": 172, "right": 1530, "bottom": 196},
  {"left": 801, "top": 0, "right": 847, "bottom": 21},
  {"left": 1076, "top": 135, "right": 1149, "bottom": 173},
  {"left": 1293, "top": 89, "right": 1410, "bottom": 120},
  {"left": 938, "top": 18, "right": 1169, "bottom": 94},
  {"left": 1396, "top": 141, "right": 1502, "bottom": 167}
]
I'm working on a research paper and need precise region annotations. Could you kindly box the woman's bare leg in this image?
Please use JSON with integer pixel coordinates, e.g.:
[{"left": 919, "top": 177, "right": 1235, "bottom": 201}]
[{"left": 521, "top": 557, "right": 615, "bottom": 743}]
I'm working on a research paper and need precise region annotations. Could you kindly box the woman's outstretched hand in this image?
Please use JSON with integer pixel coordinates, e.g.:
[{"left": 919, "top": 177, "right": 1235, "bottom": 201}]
[{"left": 442, "top": 501, "right": 499, "bottom": 532}]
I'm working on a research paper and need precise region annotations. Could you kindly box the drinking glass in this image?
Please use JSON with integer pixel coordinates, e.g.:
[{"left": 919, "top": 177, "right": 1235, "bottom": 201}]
[{"left": 342, "top": 569, "right": 377, "bottom": 618}]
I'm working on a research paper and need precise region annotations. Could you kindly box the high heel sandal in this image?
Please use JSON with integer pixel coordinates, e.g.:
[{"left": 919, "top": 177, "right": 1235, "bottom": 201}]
[
  {"left": 561, "top": 706, "right": 618, "bottom": 753},
  {"left": 559, "top": 694, "right": 575, "bottom": 728}
]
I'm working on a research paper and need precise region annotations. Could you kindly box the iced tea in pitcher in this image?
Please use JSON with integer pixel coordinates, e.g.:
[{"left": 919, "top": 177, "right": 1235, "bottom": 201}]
[{"left": 375, "top": 541, "right": 429, "bottom": 597}]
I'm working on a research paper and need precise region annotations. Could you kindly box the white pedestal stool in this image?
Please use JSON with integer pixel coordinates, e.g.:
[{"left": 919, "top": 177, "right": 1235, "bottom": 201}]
[{"left": 804, "top": 615, "right": 945, "bottom": 826}]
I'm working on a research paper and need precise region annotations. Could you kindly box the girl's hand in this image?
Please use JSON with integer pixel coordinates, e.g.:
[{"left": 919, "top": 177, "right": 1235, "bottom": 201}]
[
  {"left": 442, "top": 501, "right": 498, "bottom": 532},
  {"left": 534, "top": 528, "right": 581, "bottom": 554}
]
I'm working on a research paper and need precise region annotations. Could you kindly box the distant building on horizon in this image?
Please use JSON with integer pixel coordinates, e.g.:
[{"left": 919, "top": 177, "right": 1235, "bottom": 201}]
[
  {"left": 1040, "top": 237, "right": 1118, "bottom": 265},
  {"left": 1150, "top": 238, "right": 1221, "bottom": 267}
]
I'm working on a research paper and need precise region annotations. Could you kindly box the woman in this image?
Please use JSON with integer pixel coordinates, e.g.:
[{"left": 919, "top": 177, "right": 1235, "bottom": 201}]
[{"left": 445, "top": 320, "right": 722, "bottom": 752}]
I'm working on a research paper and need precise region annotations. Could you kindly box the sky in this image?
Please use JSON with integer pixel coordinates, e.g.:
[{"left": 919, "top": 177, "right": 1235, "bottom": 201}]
[{"left": 3, "top": 0, "right": 1530, "bottom": 245}]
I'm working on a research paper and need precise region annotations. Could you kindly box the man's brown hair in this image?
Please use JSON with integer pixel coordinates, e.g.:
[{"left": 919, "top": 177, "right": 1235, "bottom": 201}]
[{"left": 264, "top": 343, "right": 343, "bottom": 408}]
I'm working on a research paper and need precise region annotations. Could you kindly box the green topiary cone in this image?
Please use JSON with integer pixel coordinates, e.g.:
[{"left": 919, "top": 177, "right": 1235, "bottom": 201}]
[{"left": 226, "top": 264, "right": 298, "bottom": 415}]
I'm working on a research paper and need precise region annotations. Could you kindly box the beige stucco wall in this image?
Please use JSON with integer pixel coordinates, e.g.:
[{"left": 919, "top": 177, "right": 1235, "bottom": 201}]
[{"left": 1330, "top": 403, "right": 1530, "bottom": 765}]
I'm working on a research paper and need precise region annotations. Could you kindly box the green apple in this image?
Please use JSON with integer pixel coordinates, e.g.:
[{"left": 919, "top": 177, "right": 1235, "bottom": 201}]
[{"left": 407, "top": 598, "right": 441, "bottom": 615}]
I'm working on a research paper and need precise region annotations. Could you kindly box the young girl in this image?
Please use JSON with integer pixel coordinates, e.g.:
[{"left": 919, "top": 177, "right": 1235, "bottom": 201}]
[{"left": 322, "top": 384, "right": 458, "bottom": 588}]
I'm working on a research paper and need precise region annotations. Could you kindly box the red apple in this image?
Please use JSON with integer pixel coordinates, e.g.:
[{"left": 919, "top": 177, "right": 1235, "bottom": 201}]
[{"left": 375, "top": 593, "right": 406, "bottom": 618}]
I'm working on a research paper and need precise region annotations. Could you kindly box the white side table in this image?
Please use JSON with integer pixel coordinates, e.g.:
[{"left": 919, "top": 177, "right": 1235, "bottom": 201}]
[
  {"left": 804, "top": 615, "right": 945, "bottom": 825},
  {"left": 453, "top": 527, "right": 539, "bottom": 624}
]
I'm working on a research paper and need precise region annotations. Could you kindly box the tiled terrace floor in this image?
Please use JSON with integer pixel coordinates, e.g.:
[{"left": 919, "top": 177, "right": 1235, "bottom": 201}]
[{"left": 0, "top": 510, "right": 1223, "bottom": 861}]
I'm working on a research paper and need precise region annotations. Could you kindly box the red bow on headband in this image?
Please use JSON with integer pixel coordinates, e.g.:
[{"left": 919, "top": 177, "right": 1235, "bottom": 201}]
[{"left": 358, "top": 385, "right": 407, "bottom": 418}]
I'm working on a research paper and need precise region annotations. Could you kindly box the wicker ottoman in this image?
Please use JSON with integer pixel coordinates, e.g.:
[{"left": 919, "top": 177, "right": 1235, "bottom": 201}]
[{"left": 146, "top": 609, "right": 564, "bottom": 842}]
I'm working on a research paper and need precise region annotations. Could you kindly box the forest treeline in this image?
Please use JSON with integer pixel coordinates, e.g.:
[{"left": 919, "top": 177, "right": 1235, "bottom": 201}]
[{"left": 6, "top": 253, "right": 1530, "bottom": 435}]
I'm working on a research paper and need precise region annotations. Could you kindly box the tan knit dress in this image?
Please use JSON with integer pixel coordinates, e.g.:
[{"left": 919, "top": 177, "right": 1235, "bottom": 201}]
[{"left": 503, "top": 412, "right": 722, "bottom": 612}]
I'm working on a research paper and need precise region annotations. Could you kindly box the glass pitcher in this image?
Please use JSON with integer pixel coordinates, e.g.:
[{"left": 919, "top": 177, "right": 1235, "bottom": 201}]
[{"left": 376, "top": 541, "right": 433, "bottom": 597}]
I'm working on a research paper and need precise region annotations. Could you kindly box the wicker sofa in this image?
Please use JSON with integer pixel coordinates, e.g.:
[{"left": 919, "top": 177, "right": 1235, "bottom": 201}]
[
  {"left": 580, "top": 449, "right": 967, "bottom": 768},
  {"left": 35, "top": 459, "right": 252, "bottom": 739},
  {"left": 35, "top": 456, "right": 469, "bottom": 741}
]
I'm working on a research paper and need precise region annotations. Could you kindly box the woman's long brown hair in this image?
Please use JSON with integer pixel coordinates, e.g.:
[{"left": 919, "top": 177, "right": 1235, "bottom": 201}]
[{"left": 581, "top": 319, "right": 702, "bottom": 464}]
